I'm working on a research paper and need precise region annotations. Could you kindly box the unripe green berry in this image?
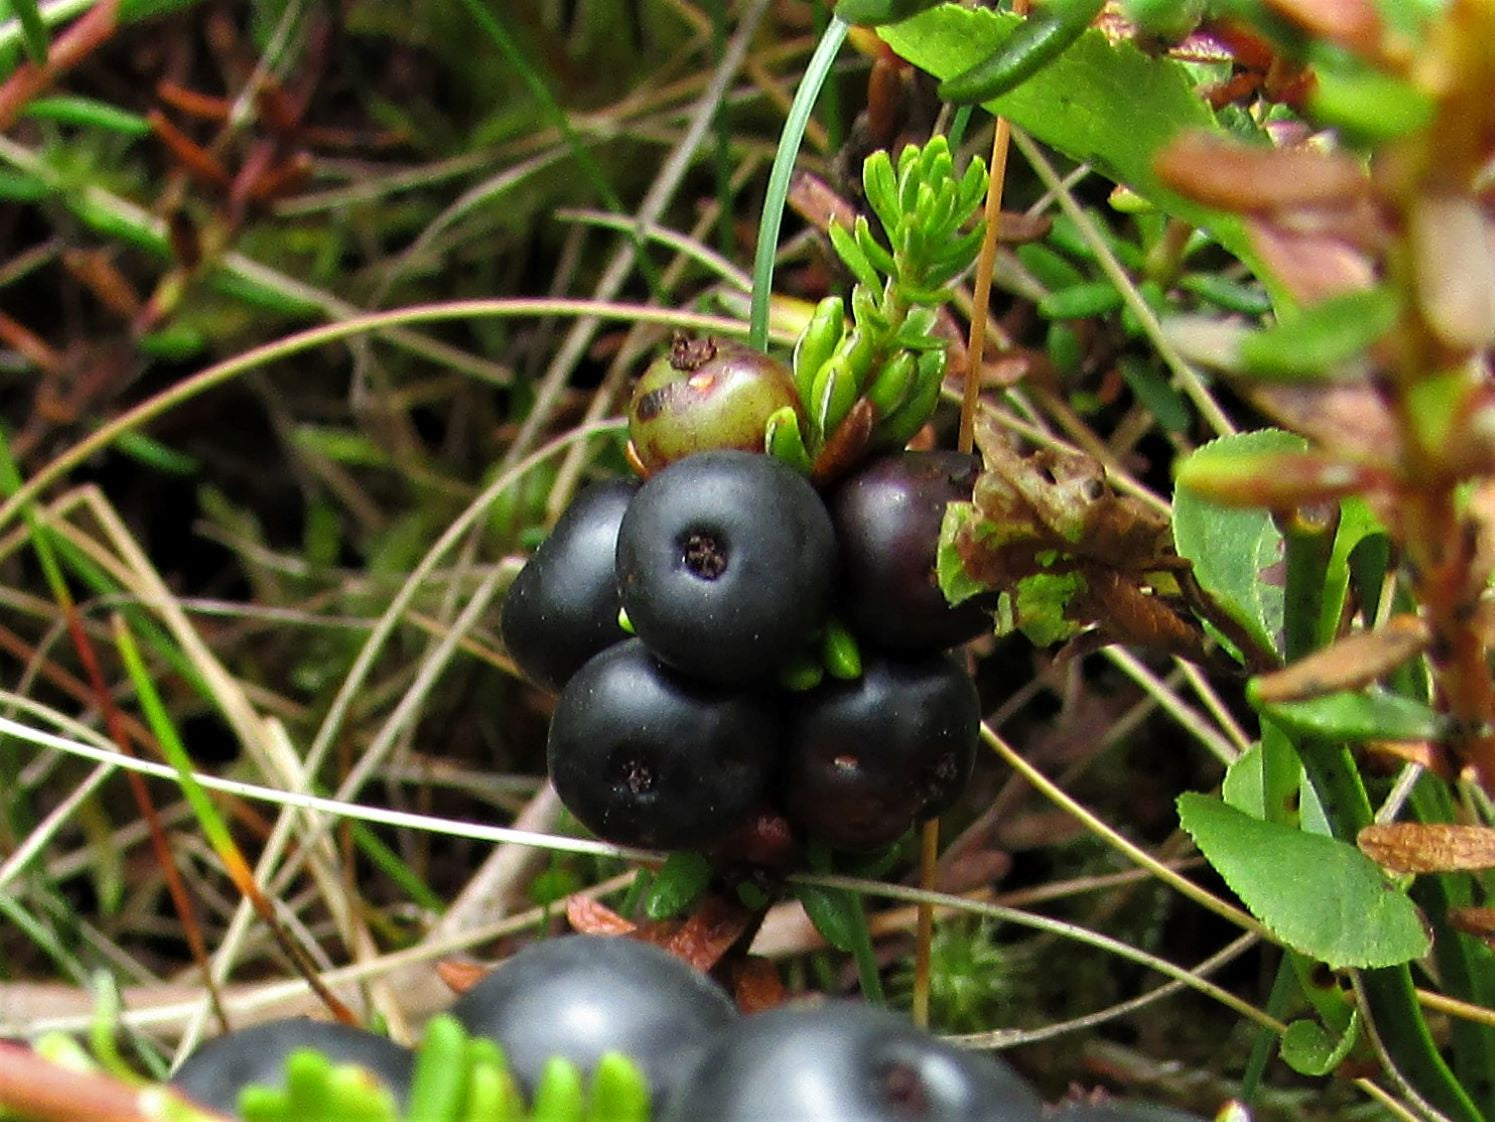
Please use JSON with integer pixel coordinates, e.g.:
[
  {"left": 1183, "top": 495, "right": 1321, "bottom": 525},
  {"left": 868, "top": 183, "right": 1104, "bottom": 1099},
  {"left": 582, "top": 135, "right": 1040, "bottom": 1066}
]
[{"left": 627, "top": 336, "right": 802, "bottom": 476}]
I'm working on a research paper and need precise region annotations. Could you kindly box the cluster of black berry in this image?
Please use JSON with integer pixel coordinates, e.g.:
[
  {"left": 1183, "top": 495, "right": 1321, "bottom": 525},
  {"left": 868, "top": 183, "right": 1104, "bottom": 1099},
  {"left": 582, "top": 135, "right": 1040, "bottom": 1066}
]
[
  {"left": 167, "top": 936, "right": 1209, "bottom": 1121},
  {"left": 167, "top": 938, "right": 983, "bottom": 1120},
  {"left": 501, "top": 340, "right": 992, "bottom": 857}
]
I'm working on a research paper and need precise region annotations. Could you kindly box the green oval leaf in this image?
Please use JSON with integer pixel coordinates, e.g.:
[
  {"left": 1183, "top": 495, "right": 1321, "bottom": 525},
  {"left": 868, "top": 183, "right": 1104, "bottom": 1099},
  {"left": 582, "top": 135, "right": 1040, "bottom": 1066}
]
[
  {"left": 793, "top": 882, "right": 859, "bottom": 952},
  {"left": 1173, "top": 430, "right": 1301, "bottom": 660},
  {"left": 1254, "top": 688, "right": 1446, "bottom": 743},
  {"left": 1280, "top": 1012, "right": 1361, "bottom": 1077},
  {"left": 644, "top": 851, "right": 712, "bottom": 921},
  {"left": 1238, "top": 287, "right": 1401, "bottom": 379},
  {"left": 1177, "top": 793, "right": 1430, "bottom": 969}
]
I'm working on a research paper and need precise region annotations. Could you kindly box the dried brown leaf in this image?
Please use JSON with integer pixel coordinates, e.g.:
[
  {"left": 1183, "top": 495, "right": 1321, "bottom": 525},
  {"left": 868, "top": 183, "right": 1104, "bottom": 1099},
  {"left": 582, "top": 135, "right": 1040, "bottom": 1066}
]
[
  {"left": 564, "top": 895, "right": 637, "bottom": 936},
  {"left": 1358, "top": 823, "right": 1495, "bottom": 873},
  {"left": 1252, "top": 615, "right": 1430, "bottom": 703},
  {"left": 1156, "top": 133, "right": 1371, "bottom": 212},
  {"left": 661, "top": 893, "right": 754, "bottom": 973},
  {"left": 1265, "top": 0, "right": 1382, "bottom": 55},
  {"left": 1449, "top": 907, "right": 1495, "bottom": 941},
  {"left": 435, "top": 959, "right": 489, "bottom": 996},
  {"left": 730, "top": 956, "right": 786, "bottom": 1014}
]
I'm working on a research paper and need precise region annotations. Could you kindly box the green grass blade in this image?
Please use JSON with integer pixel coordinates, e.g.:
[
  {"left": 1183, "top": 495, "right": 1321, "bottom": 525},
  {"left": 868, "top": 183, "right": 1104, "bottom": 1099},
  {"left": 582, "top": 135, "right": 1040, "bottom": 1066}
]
[
  {"left": 453, "top": 0, "right": 665, "bottom": 302},
  {"left": 9, "top": 0, "right": 50, "bottom": 65},
  {"left": 749, "top": 16, "right": 849, "bottom": 350}
]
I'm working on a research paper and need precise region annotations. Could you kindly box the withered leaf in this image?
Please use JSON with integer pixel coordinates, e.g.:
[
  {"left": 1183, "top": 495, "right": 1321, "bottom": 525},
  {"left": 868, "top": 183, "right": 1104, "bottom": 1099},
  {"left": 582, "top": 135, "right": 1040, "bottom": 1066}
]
[
  {"left": 1358, "top": 823, "right": 1495, "bottom": 873},
  {"left": 1252, "top": 615, "right": 1430, "bottom": 703},
  {"left": 661, "top": 892, "right": 754, "bottom": 973},
  {"left": 1156, "top": 133, "right": 1371, "bottom": 213},
  {"left": 436, "top": 959, "right": 489, "bottom": 996},
  {"left": 565, "top": 895, "right": 637, "bottom": 936},
  {"left": 731, "top": 956, "right": 786, "bottom": 1015},
  {"left": 1449, "top": 907, "right": 1495, "bottom": 942}
]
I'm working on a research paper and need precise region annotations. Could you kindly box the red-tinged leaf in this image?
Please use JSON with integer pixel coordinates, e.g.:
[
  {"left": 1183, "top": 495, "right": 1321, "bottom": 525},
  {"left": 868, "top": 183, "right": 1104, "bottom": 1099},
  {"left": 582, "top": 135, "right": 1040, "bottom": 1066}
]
[
  {"left": 435, "top": 959, "right": 489, "bottom": 996},
  {"left": 1175, "top": 449, "right": 1383, "bottom": 509},
  {"left": 565, "top": 895, "right": 637, "bottom": 936},
  {"left": 1155, "top": 133, "right": 1371, "bottom": 212},
  {"left": 731, "top": 956, "right": 786, "bottom": 1014},
  {"left": 661, "top": 893, "right": 754, "bottom": 972},
  {"left": 1251, "top": 615, "right": 1430, "bottom": 703}
]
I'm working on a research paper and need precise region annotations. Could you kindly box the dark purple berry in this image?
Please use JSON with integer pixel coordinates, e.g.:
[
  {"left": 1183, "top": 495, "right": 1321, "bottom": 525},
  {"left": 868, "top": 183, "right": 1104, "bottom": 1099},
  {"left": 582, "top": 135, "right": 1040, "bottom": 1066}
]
[
  {"left": 661, "top": 1002, "right": 1043, "bottom": 1122},
  {"left": 832, "top": 451, "right": 991, "bottom": 653},
  {"left": 500, "top": 479, "right": 635, "bottom": 692},
  {"left": 616, "top": 450, "right": 836, "bottom": 684},
  {"left": 784, "top": 653, "right": 979, "bottom": 852},
  {"left": 547, "top": 639, "right": 781, "bottom": 849},
  {"left": 451, "top": 934, "right": 736, "bottom": 1104}
]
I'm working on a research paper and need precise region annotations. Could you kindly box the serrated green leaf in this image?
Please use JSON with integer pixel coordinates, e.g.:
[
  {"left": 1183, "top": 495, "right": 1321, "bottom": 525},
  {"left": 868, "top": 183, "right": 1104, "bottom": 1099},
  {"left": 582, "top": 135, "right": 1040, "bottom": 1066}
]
[
  {"left": 835, "top": 0, "right": 943, "bottom": 26},
  {"left": 1280, "top": 1012, "right": 1361, "bottom": 1077},
  {"left": 1238, "top": 287, "right": 1400, "bottom": 379},
  {"left": 793, "top": 882, "right": 859, "bottom": 952},
  {"left": 1173, "top": 429, "right": 1300, "bottom": 660},
  {"left": 880, "top": 6, "right": 1259, "bottom": 281},
  {"left": 938, "top": 0, "right": 1103, "bottom": 103},
  {"left": 644, "top": 852, "right": 712, "bottom": 920},
  {"left": 1177, "top": 793, "right": 1429, "bottom": 968},
  {"left": 1255, "top": 688, "right": 1445, "bottom": 743}
]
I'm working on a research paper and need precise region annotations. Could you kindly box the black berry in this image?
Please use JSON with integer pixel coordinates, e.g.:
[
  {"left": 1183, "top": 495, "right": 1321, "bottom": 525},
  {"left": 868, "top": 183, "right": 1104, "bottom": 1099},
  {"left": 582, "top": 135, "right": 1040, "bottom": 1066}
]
[
  {"left": 832, "top": 451, "right": 991, "bottom": 653},
  {"left": 661, "top": 1002, "right": 1043, "bottom": 1121},
  {"left": 616, "top": 450, "right": 836, "bottom": 684},
  {"left": 784, "top": 653, "right": 980, "bottom": 852},
  {"left": 547, "top": 639, "right": 781, "bottom": 849},
  {"left": 500, "top": 479, "right": 636, "bottom": 692},
  {"left": 170, "top": 1018, "right": 413, "bottom": 1118},
  {"left": 451, "top": 934, "right": 736, "bottom": 1104}
]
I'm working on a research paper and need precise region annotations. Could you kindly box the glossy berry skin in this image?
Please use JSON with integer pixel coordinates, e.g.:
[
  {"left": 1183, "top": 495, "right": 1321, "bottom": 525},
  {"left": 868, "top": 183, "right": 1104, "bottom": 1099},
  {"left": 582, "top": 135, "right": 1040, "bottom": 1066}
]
[
  {"left": 547, "top": 639, "right": 781, "bottom": 849},
  {"left": 661, "top": 1002, "right": 1044, "bottom": 1122},
  {"left": 628, "top": 337, "right": 801, "bottom": 475},
  {"left": 784, "top": 653, "right": 979, "bottom": 852},
  {"left": 451, "top": 934, "right": 736, "bottom": 1104},
  {"left": 170, "top": 1018, "right": 413, "bottom": 1117},
  {"left": 616, "top": 450, "right": 836, "bottom": 684},
  {"left": 832, "top": 451, "right": 990, "bottom": 653},
  {"left": 500, "top": 479, "right": 636, "bottom": 692},
  {"left": 1053, "top": 1104, "right": 1208, "bottom": 1121}
]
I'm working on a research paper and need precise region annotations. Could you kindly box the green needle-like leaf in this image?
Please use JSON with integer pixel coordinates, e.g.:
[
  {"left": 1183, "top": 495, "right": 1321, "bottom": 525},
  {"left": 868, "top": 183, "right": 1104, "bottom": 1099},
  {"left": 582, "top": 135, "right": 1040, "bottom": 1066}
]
[
  {"left": 407, "top": 1015, "right": 470, "bottom": 1122},
  {"left": 585, "top": 1053, "right": 651, "bottom": 1122},
  {"left": 530, "top": 1058, "right": 586, "bottom": 1122}
]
